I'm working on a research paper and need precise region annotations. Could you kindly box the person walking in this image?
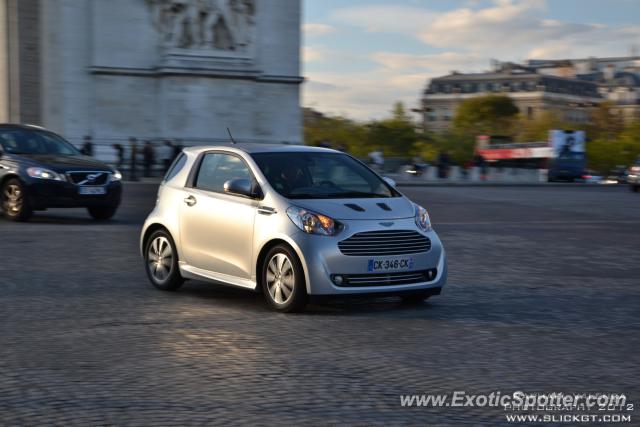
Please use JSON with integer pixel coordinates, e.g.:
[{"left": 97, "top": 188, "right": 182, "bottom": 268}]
[
  {"left": 80, "top": 135, "right": 94, "bottom": 156},
  {"left": 129, "top": 137, "right": 139, "bottom": 182},
  {"left": 142, "top": 141, "right": 156, "bottom": 178},
  {"left": 172, "top": 139, "right": 184, "bottom": 160},
  {"left": 159, "top": 140, "right": 174, "bottom": 173},
  {"left": 112, "top": 143, "right": 124, "bottom": 170}
]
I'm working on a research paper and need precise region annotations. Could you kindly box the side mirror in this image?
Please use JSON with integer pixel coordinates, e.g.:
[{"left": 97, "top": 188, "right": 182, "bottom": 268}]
[
  {"left": 383, "top": 176, "right": 397, "bottom": 188},
  {"left": 224, "top": 178, "right": 257, "bottom": 198}
]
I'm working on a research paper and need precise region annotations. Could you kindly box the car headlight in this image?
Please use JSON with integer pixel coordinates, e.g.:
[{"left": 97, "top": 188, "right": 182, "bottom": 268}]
[
  {"left": 286, "top": 206, "right": 340, "bottom": 236},
  {"left": 414, "top": 204, "right": 432, "bottom": 232},
  {"left": 26, "top": 167, "right": 65, "bottom": 181},
  {"left": 112, "top": 170, "right": 123, "bottom": 181}
]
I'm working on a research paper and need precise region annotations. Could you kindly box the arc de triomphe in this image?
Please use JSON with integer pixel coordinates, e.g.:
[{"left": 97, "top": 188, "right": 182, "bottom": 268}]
[{"left": 0, "top": 0, "right": 303, "bottom": 159}]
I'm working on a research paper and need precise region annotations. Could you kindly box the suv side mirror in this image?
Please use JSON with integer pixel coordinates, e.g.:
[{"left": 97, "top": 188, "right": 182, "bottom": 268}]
[
  {"left": 224, "top": 178, "right": 258, "bottom": 198},
  {"left": 383, "top": 176, "right": 396, "bottom": 187}
]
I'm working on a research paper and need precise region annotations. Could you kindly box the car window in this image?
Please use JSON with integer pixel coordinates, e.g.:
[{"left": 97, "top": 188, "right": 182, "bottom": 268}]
[
  {"left": 0, "top": 129, "right": 79, "bottom": 155},
  {"left": 251, "top": 152, "right": 399, "bottom": 199},
  {"left": 195, "top": 153, "right": 253, "bottom": 193},
  {"left": 164, "top": 153, "right": 187, "bottom": 182}
]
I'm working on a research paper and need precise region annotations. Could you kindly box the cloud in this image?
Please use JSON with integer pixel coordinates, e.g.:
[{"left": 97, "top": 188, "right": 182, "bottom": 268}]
[
  {"left": 330, "top": 0, "right": 638, "bottom": 59},
  {"left": 304, "top": 1, "right": 640, "bottom": 119},
  {"left": 330, "top": 5, "right": 434, "bottom": 35},
  {"left": 303, "top": 23, "right": 337, "bottom": 36},
  {"left": 303, "top": 46, "right": 325, "bottom": 63}
]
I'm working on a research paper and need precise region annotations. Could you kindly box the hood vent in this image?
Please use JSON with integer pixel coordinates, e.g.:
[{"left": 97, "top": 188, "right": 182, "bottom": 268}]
[
  {"left": 377, "top": 203, "right": 392, "bottom": 211},
  {"left": 344, "top": 203, "right": 365, "bottom": 212}
]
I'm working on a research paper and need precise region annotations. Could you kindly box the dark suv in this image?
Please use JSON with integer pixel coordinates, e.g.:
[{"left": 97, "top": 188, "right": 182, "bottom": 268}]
[{"left": 0, "top": 124, "right": 122, "bottom": 221}]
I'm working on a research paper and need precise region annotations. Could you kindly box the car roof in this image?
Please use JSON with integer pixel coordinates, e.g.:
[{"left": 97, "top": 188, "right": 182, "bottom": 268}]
[
  {"left": 0, "top": 123, "right": 49, "bottom": 131},
  {"left": 183, "top": 143, "right": 340, "bottom": 155}
]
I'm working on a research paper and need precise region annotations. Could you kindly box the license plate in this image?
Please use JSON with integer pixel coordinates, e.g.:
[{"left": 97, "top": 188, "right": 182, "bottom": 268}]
[
  {"left": 78, "top": 186, "right": 106, "bottom": 195},
  {"left": 367, "top": 257, "right": 414, "bottom": 272}
]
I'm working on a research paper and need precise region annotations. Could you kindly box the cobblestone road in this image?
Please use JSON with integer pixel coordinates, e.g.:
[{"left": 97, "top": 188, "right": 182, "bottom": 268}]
[{"left": 1, "top": 184, "right": 639, "bottom": 425}]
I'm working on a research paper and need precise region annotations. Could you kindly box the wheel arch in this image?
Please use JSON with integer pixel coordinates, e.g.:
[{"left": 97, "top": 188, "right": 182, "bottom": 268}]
[
  {"left": 255, "top": 238, "right": 311, "bottom": 294},
  {"left": 141, "top": 223, "right": 172, "bottom": 257}
]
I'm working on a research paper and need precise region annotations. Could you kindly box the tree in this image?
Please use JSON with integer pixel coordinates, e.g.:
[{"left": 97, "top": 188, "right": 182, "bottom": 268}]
[
  {"left": 514, "top": 110, "right": 573, "bottom": 142},
  {"left": 365, "top": 102, "right": 418, "bottom": 157},
  {"left": 452, "top": 95, "right": 519, "bottom": 136}
]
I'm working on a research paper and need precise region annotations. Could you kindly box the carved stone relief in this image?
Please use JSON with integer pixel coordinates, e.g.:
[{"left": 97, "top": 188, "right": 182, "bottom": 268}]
[{"left": 147, "top": 0, "right": 255, "bottom": 52}]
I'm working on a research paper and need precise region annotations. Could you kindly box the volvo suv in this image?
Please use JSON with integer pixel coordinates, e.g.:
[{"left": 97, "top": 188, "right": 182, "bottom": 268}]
[
  {"left": 0, "top": 124, "right": 122, "bottom": 221},
  {"left": 141, "top": 145, "right": 447, "bottom": 312}
]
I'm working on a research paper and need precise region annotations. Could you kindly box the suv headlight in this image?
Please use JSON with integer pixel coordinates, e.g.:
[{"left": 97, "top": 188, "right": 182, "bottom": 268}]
[
  {"left": 414, "top": 204, "right": 432, "bottom": 232},
  {"left": 286, "top": 206, "right": 340, "bottom": 236},
  {"left": 112, "top": 170, "right": 123, "bottom": 181},
  {"left": 26, "top": 167, "right": 65, "bottom": 181}
]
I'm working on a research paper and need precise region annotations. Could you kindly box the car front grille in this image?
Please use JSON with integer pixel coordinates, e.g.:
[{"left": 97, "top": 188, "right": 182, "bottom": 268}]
[
  {"left": 67, "top": 171, "right": 111, "bottom": 186},
  {"left": 333, "top": 269, "right": 437, "bottom": 287},
  {"left": 338, "top": 230, "right": 431, "bottom": 256}
]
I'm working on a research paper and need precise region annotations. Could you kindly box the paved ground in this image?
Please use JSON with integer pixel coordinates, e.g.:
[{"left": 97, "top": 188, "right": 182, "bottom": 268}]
[{"left": 1, "top": 184, "right": 639, "bottom": 426}]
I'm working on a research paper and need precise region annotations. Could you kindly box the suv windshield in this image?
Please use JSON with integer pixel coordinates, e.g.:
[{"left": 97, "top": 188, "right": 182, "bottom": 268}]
[
  {"left": 251, "top": 151, "right": 399, "bottom": 199},
  {"left": 0, "top": 129, "right": 80, "bottom": 155}
]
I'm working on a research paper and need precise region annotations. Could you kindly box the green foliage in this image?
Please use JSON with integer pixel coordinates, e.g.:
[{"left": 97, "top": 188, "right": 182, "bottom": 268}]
[
  {"left": 588, "top": 122, "right": 640, "bottom": 172},
  {"left": 452, "top": 95, "right": 519, "bottom": 136},
  {"left": 514, "top": 110, "right": 573, "bottom": 142},
  {"left": 303, "top": 99, "right": 639, "bottom": 172},
  {"left": 303, "top": 102, "right": 419, "bottom": 158}
]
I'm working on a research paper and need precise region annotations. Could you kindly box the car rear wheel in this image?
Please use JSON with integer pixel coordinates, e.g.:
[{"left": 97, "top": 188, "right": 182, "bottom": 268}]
[
  {"left": 145, "top": 230, "right": 184, "bottom": 291},
  {"left": 2, "top": 178, "right": 33, "bottom": 221},
  {"left": 262, "top": 245, "right": 307, "bottom": 312},
  {"left": 87, "top": 205, "right": 118, "bottom": 220}
]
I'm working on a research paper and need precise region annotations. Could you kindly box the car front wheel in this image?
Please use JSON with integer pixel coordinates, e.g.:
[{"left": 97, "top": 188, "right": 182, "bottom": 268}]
[
  {"left": 2, "top": 178, "right": 33, "bottom": 221},
  {"left": 144, "top": 230, "right": 184, "bottom": 291},
  {"left": 262, "top": 245, "right": 307, "bottom": 312}
]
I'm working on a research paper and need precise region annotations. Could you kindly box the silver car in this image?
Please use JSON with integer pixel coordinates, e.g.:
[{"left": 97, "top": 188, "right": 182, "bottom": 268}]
[{"left": 140, "top": 145, "right": 447, "bottom": 312}]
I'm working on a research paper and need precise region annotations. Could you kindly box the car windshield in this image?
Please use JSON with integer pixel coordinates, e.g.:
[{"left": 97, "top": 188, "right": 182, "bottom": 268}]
[
  {"left": 251, "top": 151, "right": 399, "bottom": 199},
  {"left": 0, "top": 129, "right": 80, "bottom": 155}
]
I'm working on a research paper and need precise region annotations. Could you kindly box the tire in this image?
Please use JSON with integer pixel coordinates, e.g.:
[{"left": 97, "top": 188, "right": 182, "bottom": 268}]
[
  {"left": 87, "top": 204, "right": 118, "bottom": 220},
  {"left": 144, "top": 229, "right": 184, "bottom": 291},
  {"left": 2, "top": 178, "right": 33, "bottom": 221},
  {"left": 400, "top": 292, "right": 431, "bottom": 305},
  {"left": 631, "top": 185, "right": 639, "bottom": 193},
  {"left": 261, "top": 245, "right": 307, "bottom": 312}
]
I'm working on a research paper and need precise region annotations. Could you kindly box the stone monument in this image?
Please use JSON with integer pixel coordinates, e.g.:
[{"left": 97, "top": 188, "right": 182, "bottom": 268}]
[{"left": 1, "top": 0, "right": 303, "bottom": 160}]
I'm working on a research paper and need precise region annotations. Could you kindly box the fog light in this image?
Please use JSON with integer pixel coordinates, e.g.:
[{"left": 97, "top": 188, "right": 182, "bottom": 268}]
[{"left": 332, "top": 275, "right": 344, "bottom": 285}]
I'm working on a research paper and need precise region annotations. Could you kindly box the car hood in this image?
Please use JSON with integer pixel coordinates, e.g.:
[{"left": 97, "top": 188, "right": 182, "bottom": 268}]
[
  {"left": 291, "top": 197, "right": 416, "bottom": 220},
  {"left": 14, "top": 154, "right": 113, "bottom": 173}
]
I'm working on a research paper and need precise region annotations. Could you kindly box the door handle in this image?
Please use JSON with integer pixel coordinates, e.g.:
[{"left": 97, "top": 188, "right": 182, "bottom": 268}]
[
  {"left": 257, "top": 206, "right": 277, "bottom": 215},
  {"left": 0, "top": 164, "right": 8, "bottom": 170},
  {"left": 184, "top": 195, "right": 197, "bottom": 207}
]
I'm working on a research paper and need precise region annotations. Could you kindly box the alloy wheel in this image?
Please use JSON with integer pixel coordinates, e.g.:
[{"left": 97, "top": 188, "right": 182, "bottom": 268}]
[
  {"left": 3, "top": 184, "right": 23, "bottom": 215},
  {"left": 266, "top": 253, "right": 295, "bottom": 305},
  {"left": 147, "top": 236, "right": 174, "bottom": 283}
]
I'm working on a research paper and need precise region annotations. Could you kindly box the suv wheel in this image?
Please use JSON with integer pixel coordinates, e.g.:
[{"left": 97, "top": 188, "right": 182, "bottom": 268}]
[
  {"left": 145, "top": 230, "right": 184, "bottom": 291},
  {"left": 2, "top": 178, "right": 33, "bottom": 221},
  {"left": 262, "top": 245, "right": 307, "bottom": 312},
  {"left": 87, "top": 205, "right": 118, "bottom": 220}
]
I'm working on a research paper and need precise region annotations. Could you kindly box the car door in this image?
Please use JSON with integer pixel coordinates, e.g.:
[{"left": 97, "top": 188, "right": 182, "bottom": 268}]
[{"left": 180, "top": 152, "right": 258, "bottom": 280}]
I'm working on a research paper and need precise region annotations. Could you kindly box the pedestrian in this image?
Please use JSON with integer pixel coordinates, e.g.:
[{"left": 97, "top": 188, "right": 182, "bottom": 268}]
[
  {"left": 159, "top": 140, "right": 174, "bottom": 173},
  {"left": 142, "top": 140, "right": 156, "bottom": 178},
  {"left": 112, "top": 143, "right": 124, "bottom": 170},
  {"left": 437, "top": 151, "right": 450, "bottom": 179},
  {"left": 172, "top": 139, "right": 184, "bottom": 160},
  {"left": 129, "top": 137, "right": 139, "bottom": 182},
  {"left": 368, "top": 150, "right": 384, "bottom": 173},
  {"left": 80, "top": 135, "right": 93, "bottom": 156}
]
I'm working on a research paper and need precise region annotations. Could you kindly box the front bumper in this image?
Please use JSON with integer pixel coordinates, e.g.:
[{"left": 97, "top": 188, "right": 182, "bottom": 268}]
[
  {"left": 292, "top": 218, "right": 447, "bottom": 296},
  {"left": 25, "top": 179, "right": 122, "bottom": 209}
]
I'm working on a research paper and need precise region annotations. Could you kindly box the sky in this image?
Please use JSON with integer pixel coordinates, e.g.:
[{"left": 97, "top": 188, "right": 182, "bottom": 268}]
[{"left": 302, "top": 0, "right": 640, "bottom": 121}]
